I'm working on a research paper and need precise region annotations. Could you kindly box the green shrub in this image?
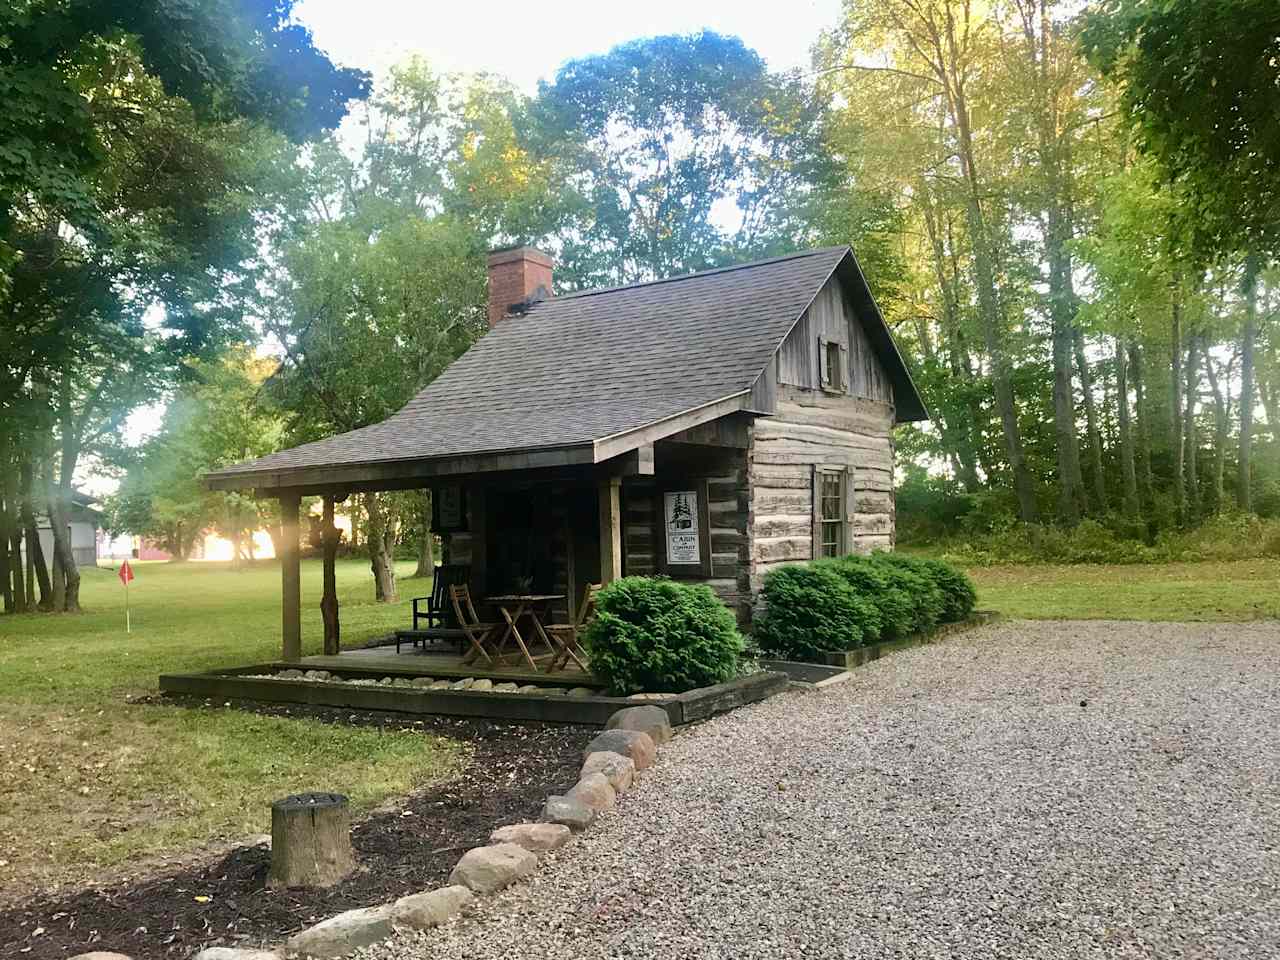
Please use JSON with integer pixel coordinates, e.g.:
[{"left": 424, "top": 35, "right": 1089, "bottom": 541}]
[
  {"left": 583, "top": 576, "right": 744, "bottom": 695},
  {"left": 1255, "top": 480, "right": 1280, "bottom": 519},
  {"left": 817, "top": 555, "right": 912, "bottom": 640},
  {"left": 754, "top": 564, "right": 877, "bottom": 660},
  {"left": 870, "top": 553, "right": 945, "bottom": 632},
  {"left": 914, "top": 557, "right": 977, "bottom": 622}
]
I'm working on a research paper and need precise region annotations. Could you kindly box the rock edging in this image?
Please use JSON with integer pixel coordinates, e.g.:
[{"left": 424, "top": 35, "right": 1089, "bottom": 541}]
[{"left": 166, "top": 706, "right": 673, "bottom": 960}]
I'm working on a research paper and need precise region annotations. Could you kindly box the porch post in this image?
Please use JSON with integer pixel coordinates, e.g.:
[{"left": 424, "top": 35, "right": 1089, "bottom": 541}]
[
  {"left": 469, "top": 486, "right": 487, "bottom": 595},
  {"left": 598, "top": 476, "right": 622, "bottom": 585},
  {"left": 279, "top": 491, "right": 302, "bottom": 662},
  {"left": 320, "top": 494, "right": 340, "bottom": 655}
]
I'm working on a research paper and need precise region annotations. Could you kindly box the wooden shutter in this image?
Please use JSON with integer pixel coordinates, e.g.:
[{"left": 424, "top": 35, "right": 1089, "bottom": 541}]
[
  {"left": 817, "top": 336, "right": 830, "bottom": 389},
  {"left": 838, "top": 343, "right": 849, "bottom": 393},
  {"left": 843, "top": 466, "right": 855, "bottom": 554},
  {"left": 810, "top": 464, "right": 821, "bottom": 560}
]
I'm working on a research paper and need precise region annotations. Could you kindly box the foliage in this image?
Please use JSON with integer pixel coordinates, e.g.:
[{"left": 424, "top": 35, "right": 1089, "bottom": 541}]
[
  {"left": 105, "top": 349, "right": 285, "bottom": 561},
  {"left": 932, "top": 513, "right": 1280, "bottom": 567},
  {"left": 868, "top": 553, "right": 946, "bottom": 633},
  {"left": 913, "top": 557, "right": 977, "bottom": 622},
  {"left": 755, "top": 552, "right": 972, "bottom": 661},
  {"left": 0, "top": 0, "right": 368, "bottom": 280},
  {"left": 529, "top": 31, "right": 838, "bottom": 288},
  {"left": 583, "top": 576, "right": 745, "bottom": 695},
  {"left": 817, "top": 555, "right": 912, "bottom": 641},
  {"left": 753, "top": 563, "right": 877, "bottom": 659},
  {"left": 1082, "top": 0, "right": 1280, "bottom": 257}
]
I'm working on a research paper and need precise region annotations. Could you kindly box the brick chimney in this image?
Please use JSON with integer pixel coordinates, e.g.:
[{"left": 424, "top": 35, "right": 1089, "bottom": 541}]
[{"left": 487, "top": 246, "right": 553, "bottom": 328}]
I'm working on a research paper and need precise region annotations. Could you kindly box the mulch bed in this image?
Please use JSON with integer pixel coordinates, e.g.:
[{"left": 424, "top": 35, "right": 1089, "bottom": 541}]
[{"left": 0, "top": 698, "right": 593, "bottom": 960}]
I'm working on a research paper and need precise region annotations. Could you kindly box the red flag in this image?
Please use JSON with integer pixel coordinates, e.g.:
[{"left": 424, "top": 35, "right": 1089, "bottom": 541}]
[{"left": 118, "top": 560, "right": 135, "bottom": 585}]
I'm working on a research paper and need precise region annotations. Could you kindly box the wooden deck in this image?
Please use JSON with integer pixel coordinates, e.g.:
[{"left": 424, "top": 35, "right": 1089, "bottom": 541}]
[{"left": 300, "top": 642, "right": 592, "bottom": 686}]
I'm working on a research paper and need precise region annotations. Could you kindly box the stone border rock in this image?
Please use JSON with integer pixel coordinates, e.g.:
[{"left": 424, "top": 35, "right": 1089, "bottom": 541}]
[{"left": 158, "top": 706, "right": 674, "bottom": 960}]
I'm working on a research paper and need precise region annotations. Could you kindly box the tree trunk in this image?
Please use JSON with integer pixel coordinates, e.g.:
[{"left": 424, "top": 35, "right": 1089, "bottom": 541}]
[
  {"left": 1051, "top": 310, "right": 1084, "bottom": 523},
  {"left": 1130, "top": 342, "right": 1155, "bottom": 510},
  {"left": 1184, "top": 335, "right": 1201, "bottom": 521},
  {"left": 938, "top": 14, "right": 1037, "bottom": 522},
  {"left": 9, "top": 499, "right": 26, "bottom": 615},
  {"left": 922, "top": 192, "right": 982, "bottom": 492},
  {"left": 1205, "top": 353, "right": 1230, "bottom": 513},
  {"left": 20, "top": 462, "right": 51, "bottom": 609},
  {"left": 364, "top": 494, "right": 398, "bottom": 603},
  {"left": 25, "top": 536, "right": 35, "bottom": 609},
  {"left": 1073, "top": 326, "right": 1107, "bottom": 512},
  {"left": 1238, "top": 255, "right": 1259, "bottom": 512},
  {"left": 269, "top": 792, "right": 356, "bottom": 889},
  {"left": 0, "top": 489, "right": 12, "bottom": 613},
  {"left": 320, "top": 495, "right": 340, "bottom": 655},
  {"left": 52, "top": 381, "right": 82, "bottom": 611},
  {"left": 1169, "top": 292, "right": 1186, "bottom": 523},
  {"left": 1116, "top": 336, "right": 1139, "bottom": 516},
  {"left": 963, "top": 178, "right": 1037, "bottom": 521}
]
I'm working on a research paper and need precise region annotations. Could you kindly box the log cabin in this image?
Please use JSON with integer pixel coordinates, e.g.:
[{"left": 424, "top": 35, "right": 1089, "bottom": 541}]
[{"left": 204, "top": 245, "right": 927, "bottom": 655}]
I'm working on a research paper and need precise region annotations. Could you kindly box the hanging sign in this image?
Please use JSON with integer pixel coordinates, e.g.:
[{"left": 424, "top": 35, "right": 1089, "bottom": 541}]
[
  {"left": 664, "top": 490, "right": 700, "bottom": 565},
  {"left": 433, "top": 485, "right": 467, "bottom": 531}
]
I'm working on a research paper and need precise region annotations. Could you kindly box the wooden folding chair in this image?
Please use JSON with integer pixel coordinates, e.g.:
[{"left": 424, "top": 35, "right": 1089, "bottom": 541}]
[
  {"left": 545, "top": 583, "right": 599, "bottom": 673},
  {"left": 450, "top": 584, "right": 499, "bottom": 666}
]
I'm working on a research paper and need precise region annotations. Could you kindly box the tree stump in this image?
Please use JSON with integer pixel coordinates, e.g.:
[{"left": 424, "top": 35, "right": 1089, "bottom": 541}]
[{"left": 268, "top": 792, "right": 356, "bottom": 889}]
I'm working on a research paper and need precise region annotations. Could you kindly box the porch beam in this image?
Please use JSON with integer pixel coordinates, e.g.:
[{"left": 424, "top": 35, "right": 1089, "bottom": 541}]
[
  {"left": 206, "top": 444, "right": 595, "bottom": 492},
  {"left": 279, "top": 492, "right": 302, "bottom": 662},
  {"left": 592, "top": 391, "right": 751, "bottom": 463},
  {"left": 320, "top": 494, "right": 340, "bottom": 655},
  {"left": 598, "top": 476, "right": 622, "bottom": 585}
]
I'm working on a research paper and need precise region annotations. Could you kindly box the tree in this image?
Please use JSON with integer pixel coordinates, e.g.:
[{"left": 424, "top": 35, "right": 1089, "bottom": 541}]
[
  {"left": 106, "top": 349, "right": 285, "bottom": 564},
  {"left": 263, "top": 62, "right": 499, "bottom": 601},
  {"left": 529, "top": 31, "right": 837, "bottom": 288},
  {"left": 819, "top": 0, "right": 1040, "bottom": 521},
  {"left": 0, "top": 0, "right": 368, "bottom": 258},
  {"left": 1082, "top": 0, "right": 1280, "bottom": 257},
  {"left": 1, "top": 2, "right": 368, "bottom": 611}
]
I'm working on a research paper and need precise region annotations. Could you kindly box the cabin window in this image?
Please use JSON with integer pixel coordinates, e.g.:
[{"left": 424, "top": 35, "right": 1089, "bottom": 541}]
[
  {"left": 818, "top": 336, "right": 847, "bottom": 393},
  {"left": 812, "top": 467, "right": 849, "bottom": 558}
]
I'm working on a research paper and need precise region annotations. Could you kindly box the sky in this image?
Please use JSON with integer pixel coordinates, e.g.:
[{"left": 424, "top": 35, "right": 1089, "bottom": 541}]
[
  {"left": 92, "top": 0, "right": 846, "bottom": 496},
  {"left": 292, "top": 0, "right": 844, "bottom": 91}
]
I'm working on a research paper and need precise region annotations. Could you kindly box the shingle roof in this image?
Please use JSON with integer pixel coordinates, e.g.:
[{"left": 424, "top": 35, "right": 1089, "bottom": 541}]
[{"left": 206, "top": 246, "right": 924, "bottom": 488}]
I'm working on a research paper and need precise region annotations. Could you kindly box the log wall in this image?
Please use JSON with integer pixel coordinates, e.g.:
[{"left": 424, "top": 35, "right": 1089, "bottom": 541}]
[
  {"left": 747, "top": 385, "right": 896, "bottom": 595},
  {"left": 621, "top": 445, "right": 753, "bottom": 624}
]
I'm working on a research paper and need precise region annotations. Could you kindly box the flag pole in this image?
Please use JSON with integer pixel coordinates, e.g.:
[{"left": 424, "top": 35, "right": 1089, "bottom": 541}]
[{"left": 126, "top": 574, "right": 131, "bottom": 634}]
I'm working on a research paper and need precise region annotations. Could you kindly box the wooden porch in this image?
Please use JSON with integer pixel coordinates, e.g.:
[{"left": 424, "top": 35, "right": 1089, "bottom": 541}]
[
  {"left": 300, "top": 642, "right": 592, "bottom": 686},
  {"left": 260, "top": 424, "right": 751, "bottom": 667}
]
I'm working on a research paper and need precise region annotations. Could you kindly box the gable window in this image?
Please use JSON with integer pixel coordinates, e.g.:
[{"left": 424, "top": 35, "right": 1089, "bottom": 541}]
[
  {"left": 812, "top": 466, "right": 850, "bottom": 558},
  {"left": 817, "top": 336, "right": 847, "bottom": 393}
]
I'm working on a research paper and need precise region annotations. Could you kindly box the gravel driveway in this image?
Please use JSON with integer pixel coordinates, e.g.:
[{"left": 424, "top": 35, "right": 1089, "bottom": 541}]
[{"left": 362, "top": 620, "right": 1280, "bottom": 959}]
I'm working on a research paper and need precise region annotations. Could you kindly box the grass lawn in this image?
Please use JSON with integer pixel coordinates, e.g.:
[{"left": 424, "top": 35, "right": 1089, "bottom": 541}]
[
  {"left": 969, "top": 558, "right": 1280, "bottom": 621},
  {"left": 0, "top": 559, "right": 464, "bottom": 897}
]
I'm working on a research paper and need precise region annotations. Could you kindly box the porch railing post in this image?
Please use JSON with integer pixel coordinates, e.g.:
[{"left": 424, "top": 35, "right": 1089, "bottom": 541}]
[
  {"left": 279, "top": 491, "right": 302, "bottom": 662},
  {"left": 320, "top": 494, "right": 340, "bottom": 655},
  {"left": 598, "top": 476, "right": 622, "bottom": 585}
]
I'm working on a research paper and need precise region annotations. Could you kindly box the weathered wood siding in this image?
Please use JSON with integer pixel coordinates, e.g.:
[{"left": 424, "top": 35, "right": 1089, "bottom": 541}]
[
  {"left": 748, "top": 388, "right": 896, "bottom": 594},
  {"left": 621, "top": 446, "right": 753, "bottom": 624},
  {"left": 776, "top": 274, "right": 893, "bottom": 404}
]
